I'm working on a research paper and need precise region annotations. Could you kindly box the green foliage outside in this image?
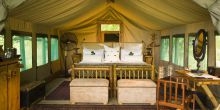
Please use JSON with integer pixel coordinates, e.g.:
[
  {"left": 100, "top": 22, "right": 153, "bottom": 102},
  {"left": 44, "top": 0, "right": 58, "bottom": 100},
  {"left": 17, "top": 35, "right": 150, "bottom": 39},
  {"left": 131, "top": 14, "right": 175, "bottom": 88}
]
[
  {"left": 51, "top": 37, "right": 59, "bottom": 61},
  {"left": 37, "top": 37, "right": 48, "bottom": 66},
  {"left": 101, "top": 24, "right": 120, "bottom": 31},
  {"left": 160, "top": 37, "right": 169, "bottom": 61},
  {"left": 172, "top": 36, "right": 184, "bottom": 66}
]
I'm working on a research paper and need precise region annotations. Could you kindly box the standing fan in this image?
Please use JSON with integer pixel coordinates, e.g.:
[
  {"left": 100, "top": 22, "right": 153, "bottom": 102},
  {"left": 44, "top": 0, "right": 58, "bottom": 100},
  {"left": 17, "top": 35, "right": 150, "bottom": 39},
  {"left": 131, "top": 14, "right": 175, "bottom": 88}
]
[{"left": 60, "top": 32, "right": 78, "bottom": 77}]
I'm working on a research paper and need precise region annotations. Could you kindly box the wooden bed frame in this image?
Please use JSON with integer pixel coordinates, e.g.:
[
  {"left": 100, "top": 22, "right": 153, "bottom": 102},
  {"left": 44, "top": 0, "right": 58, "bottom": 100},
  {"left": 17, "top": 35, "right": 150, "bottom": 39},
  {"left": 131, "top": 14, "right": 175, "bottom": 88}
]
[
  {"left": 71, "top": 65, "right": 113, "bottom": 97},
  {"left": 70, "top": 42, "right": 155, "bottom": 99},
  {"left": 71, "top": 64, "right": 154, "bottom": 98}
]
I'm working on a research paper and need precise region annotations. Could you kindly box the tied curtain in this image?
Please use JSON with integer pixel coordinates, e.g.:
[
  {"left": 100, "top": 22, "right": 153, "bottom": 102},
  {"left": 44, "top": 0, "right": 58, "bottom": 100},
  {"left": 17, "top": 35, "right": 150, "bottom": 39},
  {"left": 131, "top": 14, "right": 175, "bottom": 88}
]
[
  {"left": 12, "top": 35, "right": 32, "bottom": 71},
  {"left": 0, "top": 0, "right": 26, "bottom": 31},
  {"left": 172, "top": 35, "right": 184, "bottom": 66},
  {"left": 160, "top": 37, "right": 169, "bottom": 61},
  {"left": 193, "top": 0, "right": 220, "bottom": 33}
]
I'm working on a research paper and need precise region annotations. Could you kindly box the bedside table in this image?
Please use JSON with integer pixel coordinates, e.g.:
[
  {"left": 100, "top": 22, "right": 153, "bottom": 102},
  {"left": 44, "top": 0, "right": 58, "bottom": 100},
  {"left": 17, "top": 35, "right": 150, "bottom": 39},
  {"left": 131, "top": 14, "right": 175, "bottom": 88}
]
[{"left": 144, "top": 55, "right": 153, "bottom": 65}]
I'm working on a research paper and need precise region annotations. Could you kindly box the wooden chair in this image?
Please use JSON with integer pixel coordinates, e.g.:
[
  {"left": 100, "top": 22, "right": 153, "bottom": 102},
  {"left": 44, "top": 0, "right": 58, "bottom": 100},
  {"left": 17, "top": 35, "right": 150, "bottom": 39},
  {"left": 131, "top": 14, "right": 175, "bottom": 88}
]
[{"left": 157, "top": 77, "right": 193, "bottom": 110}]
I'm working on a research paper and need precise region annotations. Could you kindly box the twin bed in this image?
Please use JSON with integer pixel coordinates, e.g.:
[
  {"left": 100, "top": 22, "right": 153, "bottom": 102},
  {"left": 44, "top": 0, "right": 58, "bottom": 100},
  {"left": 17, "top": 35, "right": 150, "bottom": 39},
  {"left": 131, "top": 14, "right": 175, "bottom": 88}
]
[{"left": 70, "top": 42, "right": 156, "bottom": 104}]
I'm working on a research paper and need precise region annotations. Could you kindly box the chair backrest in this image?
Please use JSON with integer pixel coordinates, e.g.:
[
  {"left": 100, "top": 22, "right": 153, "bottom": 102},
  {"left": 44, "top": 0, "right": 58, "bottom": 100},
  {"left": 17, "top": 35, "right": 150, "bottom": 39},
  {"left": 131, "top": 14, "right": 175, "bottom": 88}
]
[{"left": 157, "top": 77, "right": 190, "bottom": 110}]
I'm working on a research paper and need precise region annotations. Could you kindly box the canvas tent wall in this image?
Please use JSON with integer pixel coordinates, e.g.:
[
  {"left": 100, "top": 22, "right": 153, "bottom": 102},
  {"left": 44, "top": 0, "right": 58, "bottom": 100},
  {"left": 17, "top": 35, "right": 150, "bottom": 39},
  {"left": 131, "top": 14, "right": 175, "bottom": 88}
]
[{"left": 0, "top": 0, "right": 219, "bottom": 85}]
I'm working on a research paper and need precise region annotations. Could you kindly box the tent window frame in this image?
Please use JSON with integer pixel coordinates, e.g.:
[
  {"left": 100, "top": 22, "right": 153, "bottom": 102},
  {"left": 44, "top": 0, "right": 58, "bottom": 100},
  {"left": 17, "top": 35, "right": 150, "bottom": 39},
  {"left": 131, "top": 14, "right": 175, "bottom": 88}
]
[{"left": 97, "top": 20, "right": 123, "bottom": 42}]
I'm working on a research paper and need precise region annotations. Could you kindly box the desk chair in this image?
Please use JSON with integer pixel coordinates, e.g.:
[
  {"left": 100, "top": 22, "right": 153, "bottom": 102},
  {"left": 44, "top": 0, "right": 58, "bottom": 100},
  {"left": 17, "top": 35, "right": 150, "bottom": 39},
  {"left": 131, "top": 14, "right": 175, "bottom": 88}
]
[{"left": 157, "top": 77, "right": 194, "bottom": 110}]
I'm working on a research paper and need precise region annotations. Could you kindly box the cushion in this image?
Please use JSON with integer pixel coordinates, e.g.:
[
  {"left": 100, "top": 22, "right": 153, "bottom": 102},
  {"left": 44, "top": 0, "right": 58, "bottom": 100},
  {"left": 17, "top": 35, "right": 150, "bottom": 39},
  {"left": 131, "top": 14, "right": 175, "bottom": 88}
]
[
  {"left": 122, "top": 55, "right": 143, "bottom": 62},
  {"left": 121, "top": 45, "right": 143, "bottom": 62},
  {"left": 121, "top": 48, "right": 142, "bottom": 56},
  {"left": 117, "top": 79, "right": 156, "bottom": 88},
  {"left": 83, "top": 48, "right": 104, "bottom": 56},
  {"left": 104, "top": 45, "right": 120, "bottom": 62},
  {"left": 70, "top": 79, "right": 109, "bottom": 87},
  {"left": 81, "top": 48, "right": 104, "bottom": 63},
  {"left": 82, "top": 55, "right": 103, "bottom": 63}
]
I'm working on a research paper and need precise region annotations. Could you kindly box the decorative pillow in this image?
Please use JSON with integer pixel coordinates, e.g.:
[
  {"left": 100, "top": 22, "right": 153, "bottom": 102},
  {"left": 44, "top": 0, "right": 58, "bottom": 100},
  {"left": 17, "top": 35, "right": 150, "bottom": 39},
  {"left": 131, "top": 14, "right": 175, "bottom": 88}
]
[
  {"left": 82, "top": 55, "right": 103, "bottom": 63},
  {"left": 122, "top": 55, "right": 143, "bottom": 62},
  {"left": 121, "top": 49, "right": 142, "bottom": 56},
  {"left": 83, "top": 48, "right": 103, "bottom": 56},
  {"left": 121, "top": 49, "right": 143, "bottom": 62},
  {"left": 82, "top": 48, "right": 104, "bottom": 63},
  {"left": 104, "top": 45, "right": 120, "bottom": 62}
]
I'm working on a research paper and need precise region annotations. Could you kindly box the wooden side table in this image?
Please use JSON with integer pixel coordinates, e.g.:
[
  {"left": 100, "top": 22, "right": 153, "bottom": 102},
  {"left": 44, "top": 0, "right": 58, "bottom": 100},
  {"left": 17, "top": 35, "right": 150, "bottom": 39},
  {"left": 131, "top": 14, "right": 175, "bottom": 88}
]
[
  {"left": 72, "top": 54, "right": 82, "bottom": 64},
  {"left": 176, "top": 70, "right": 220, "bottom": 110},
  {"left": 144, "top": 55, "right": 153, "bottom": 65}
]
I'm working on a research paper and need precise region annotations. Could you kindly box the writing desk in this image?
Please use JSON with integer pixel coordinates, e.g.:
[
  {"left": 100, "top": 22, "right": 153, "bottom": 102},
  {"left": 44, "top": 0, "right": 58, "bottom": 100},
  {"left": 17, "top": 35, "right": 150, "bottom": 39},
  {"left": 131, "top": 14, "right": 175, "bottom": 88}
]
[{"left": 176, "top": 70, "right": 220, "bottom": 110}]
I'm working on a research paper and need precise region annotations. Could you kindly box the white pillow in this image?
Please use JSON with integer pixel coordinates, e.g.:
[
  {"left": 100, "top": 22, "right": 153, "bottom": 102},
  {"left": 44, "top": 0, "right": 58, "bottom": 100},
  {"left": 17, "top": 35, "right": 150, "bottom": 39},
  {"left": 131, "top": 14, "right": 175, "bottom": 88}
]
[
  {"left": 82, "top": 48, "right": 104, "bottom": 63},
  {"left": 82, "top": 55, "right": 103, "bottom": 63},
  {"left": 104, "top": 51, "right": 120, "bottom": 62},
  {"left": 121, "top": 49, "right": 143, "bottom": 62},
  {"left": 83, "top": 48, "right": 103, "bottom": 56},
  {"left": 122, "top": 55, "right": 143, "bottom": 62},
  {"left": 121, "top": 49, "right": 142, "bottom": 56},
  {"left": 104, "top": 45, "right": 120, "bottom": 62}
]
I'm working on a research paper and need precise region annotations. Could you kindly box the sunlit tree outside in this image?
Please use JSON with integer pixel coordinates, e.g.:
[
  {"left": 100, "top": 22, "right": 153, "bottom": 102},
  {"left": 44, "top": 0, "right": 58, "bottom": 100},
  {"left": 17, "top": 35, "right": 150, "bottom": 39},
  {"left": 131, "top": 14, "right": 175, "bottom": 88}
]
[{"left": 101, "top": 24, "right": 120, "bottom": 31}]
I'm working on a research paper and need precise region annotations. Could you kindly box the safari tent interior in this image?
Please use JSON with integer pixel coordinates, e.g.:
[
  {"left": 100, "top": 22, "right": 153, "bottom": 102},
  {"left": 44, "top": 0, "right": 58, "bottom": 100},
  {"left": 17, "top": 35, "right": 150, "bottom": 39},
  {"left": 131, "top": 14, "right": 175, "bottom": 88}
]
[{"left": 1, "top": 0, "right": 220, "bottom": 110}]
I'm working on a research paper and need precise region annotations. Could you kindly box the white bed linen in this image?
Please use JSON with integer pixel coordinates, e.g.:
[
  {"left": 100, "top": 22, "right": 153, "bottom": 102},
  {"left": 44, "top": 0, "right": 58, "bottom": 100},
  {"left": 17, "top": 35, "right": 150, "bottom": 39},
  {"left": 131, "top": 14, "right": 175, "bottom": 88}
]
[
  {"left": 81, "top": 48, "right": 104, "bottom": 63},
  {"left": 104, "top": 45, "right": 120, "bottom": 62},
  {"left": 78, "top": 60, "right": 148, "bottom": 65}
]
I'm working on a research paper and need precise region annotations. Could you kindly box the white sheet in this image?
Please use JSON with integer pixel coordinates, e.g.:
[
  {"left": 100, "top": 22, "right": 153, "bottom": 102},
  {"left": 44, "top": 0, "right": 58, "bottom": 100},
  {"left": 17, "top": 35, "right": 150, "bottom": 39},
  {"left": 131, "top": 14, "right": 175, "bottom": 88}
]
[{"left": 78, "top": 61, "right": 149, "bottom": 65}]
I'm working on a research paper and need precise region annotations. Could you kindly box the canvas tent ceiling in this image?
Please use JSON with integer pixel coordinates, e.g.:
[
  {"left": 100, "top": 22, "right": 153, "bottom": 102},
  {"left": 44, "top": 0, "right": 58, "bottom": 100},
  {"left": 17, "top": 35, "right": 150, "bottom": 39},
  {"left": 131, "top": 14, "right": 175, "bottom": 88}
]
[{"left": 7, "top": 0, "right": 211, "bottom": 32}]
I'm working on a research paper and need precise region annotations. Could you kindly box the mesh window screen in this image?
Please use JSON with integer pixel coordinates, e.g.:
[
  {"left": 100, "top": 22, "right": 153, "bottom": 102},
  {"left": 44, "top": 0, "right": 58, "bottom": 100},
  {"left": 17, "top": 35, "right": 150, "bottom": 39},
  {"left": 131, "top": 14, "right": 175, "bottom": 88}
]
[
  {"left": 37, "top": 34, "right": 48, "bottom": 66},
  {"left": 172, "top": 34, "right": 184, "bottom": 66},
  {"left": 51, "top": 36, "right": 59, "bottom": 61},
  {"left": 160, "top": 36, "right": 169, "bottom": 61},
  {"left": 13, "top": 35, "right": 32, "bottom": 71}
]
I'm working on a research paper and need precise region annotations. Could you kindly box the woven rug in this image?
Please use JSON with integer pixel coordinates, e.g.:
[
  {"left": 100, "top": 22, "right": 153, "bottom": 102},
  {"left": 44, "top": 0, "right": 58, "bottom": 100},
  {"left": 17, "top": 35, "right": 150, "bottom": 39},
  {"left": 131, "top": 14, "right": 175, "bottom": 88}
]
[
  {"left": 30, "top": 104, "right": 173, "bottom": 110},
  {"left": 45, "top": 81, "right": 70, "bottom": 100}
]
